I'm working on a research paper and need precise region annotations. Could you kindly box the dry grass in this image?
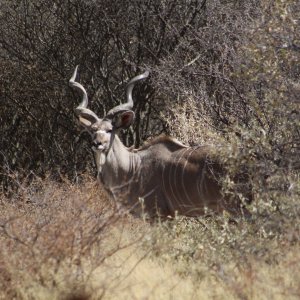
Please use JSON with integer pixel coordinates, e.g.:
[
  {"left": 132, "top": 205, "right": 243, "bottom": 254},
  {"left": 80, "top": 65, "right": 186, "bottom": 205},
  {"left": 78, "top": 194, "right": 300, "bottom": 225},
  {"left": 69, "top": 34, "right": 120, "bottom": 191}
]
[
  {"left": 0, "top": 175, "right": 128, "bottom": 299},
  {"left": 93, "top": 245, "right": 300, "bottom": 300},
  {"left": 0, "top": 175, "right": 299, "bottom": 299}
]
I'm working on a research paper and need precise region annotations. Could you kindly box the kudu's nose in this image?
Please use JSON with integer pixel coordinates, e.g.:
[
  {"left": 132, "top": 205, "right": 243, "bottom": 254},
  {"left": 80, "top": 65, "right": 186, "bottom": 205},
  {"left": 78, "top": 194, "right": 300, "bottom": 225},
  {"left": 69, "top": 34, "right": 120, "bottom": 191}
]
[
  {"left": 92, "top": 140, "right": 102, "bottom": 147},
  {"left": 92, "top": 140, "right": 105, "bottom": 151}
]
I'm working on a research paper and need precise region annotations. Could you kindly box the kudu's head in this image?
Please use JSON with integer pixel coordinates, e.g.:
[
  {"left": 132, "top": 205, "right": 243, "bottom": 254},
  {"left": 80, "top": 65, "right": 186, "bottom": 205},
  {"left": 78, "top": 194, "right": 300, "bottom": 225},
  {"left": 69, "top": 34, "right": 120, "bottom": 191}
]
[{"left": 69, "top": 66, "right": 149, "bottom": 153}]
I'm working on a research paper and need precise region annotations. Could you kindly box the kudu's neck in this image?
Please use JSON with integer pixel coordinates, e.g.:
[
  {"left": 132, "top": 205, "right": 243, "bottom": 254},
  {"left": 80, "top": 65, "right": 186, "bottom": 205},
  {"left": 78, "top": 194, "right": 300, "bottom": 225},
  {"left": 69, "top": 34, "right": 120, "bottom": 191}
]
[{"left": 97, "top": 134, "right": 141, "bottom": 189}]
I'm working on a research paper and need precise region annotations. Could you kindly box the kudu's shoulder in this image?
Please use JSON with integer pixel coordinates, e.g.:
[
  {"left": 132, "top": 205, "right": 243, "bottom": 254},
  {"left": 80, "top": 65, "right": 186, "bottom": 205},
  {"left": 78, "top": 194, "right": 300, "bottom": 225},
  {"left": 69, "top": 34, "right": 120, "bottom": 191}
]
[{"left": 135, "top": 135, "right": 188, "bottom": 153}]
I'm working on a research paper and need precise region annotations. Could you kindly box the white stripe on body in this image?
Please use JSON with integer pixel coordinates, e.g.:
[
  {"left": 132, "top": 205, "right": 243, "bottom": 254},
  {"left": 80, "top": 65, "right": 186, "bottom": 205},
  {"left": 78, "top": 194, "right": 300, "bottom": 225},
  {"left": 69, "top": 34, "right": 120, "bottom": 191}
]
[
  {"left": 162, "top": 159, "right": 176, "bottom": 213},
  {"left": 180, "top": 146, "right": 205, "bottom": 211},
  {"left": 169, "top": 148, "right": 190, "bottom": 211}
]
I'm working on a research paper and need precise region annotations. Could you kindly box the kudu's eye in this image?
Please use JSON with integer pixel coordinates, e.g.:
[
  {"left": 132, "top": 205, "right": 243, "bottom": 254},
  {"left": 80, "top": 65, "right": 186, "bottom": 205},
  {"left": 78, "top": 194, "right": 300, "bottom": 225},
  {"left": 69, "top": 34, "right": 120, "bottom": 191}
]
[{"left": 107, "top": 129, "right": 113, "bottom": 133}]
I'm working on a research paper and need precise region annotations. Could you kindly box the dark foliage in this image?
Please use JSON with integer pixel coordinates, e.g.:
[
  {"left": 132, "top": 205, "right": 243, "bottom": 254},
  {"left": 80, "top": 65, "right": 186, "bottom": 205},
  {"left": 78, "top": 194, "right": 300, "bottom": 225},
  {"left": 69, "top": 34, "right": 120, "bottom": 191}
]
[{"left": 0, "top": 0, "right": 299, "bottom": 206}]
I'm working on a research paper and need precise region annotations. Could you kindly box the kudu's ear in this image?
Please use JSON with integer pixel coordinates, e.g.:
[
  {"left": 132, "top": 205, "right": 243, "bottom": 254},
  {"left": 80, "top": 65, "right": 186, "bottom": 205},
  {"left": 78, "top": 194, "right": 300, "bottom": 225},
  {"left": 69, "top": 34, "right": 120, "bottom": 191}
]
[
  {"left": 113, "top": 111, "right": 135, "bottom": 129},
  {"left": 77, "top": 111, "right": 100, "bottom": 129},
  {"left": 79, "top": 116, "right": 93, "bottom": 128}
]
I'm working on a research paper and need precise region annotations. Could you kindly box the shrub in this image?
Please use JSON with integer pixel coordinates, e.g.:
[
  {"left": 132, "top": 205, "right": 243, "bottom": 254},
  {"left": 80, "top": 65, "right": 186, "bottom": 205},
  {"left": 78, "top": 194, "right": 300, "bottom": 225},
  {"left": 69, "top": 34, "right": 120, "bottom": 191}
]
[{"left": 0, "top": 175, "right": 139, "bottom": 299}]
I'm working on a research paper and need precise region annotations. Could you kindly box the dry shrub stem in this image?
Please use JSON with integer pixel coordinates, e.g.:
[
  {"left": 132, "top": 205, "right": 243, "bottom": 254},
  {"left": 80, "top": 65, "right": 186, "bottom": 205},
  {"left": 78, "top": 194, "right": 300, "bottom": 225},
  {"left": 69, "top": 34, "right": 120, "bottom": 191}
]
[{"left": 0, "top": 176, "right": 145, "bottom": 299}]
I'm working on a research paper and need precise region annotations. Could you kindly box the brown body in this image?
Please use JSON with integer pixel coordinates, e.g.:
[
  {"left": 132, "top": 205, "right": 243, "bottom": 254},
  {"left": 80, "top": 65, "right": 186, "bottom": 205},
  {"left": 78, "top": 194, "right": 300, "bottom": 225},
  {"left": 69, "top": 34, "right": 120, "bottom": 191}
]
[
  {"left": 69, "top": 68, "right": 249, "bottom": 218},
  {"left": 105, "top": 137, "right": 223, "bottom": 216}
]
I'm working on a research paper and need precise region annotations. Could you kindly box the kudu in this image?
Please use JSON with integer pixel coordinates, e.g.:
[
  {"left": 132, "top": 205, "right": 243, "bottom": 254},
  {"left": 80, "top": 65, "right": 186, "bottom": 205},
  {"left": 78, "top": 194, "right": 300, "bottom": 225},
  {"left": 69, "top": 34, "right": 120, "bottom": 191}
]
[{"left": 69, "top": 67, "right": 249, "bottom": 218}]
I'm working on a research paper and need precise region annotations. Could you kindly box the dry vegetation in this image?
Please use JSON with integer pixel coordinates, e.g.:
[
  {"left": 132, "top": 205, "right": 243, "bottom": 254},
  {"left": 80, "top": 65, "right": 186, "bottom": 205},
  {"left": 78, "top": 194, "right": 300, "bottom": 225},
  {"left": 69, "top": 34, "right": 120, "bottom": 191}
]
[
  {"left": 0, "top": 176, "right": 299, "bottom": 299},
  {"left": 1, "top": 0, "right": 300, "bottom": 299}
]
